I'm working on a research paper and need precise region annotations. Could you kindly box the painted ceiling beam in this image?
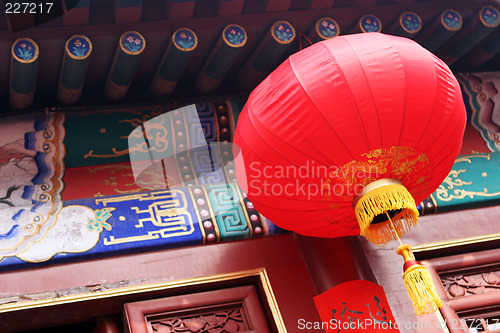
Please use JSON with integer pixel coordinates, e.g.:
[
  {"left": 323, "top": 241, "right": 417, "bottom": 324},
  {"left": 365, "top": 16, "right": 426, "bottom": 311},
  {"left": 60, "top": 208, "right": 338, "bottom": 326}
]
[
  {"left": 386, "top": 11, "right": 422, "bottom": 39},
  {"left": 216, "top": 0, "right": 244, "bottom": 16},
  {"left": 262, "top": 0, "right": 291, "bottom": 12},
  {"left": 237, "top": 20, "right": 295, "bottom": 90},
  {"left": 417, "top": 9, "right": 463, "bottom": 53},
  {"left": 151, "top": 28, "right": 198, "bottom": 98},
  {"left": 441, "top": 5, "right": 500, "bottom": 65},
  {"left": 308, "top": 0, "right": 335, "bottom": 9},
  {"left": 104, "top": 31, "right": 146, "bottom": 101},
  {"left": 166, "top": 0, "right": 196, "bottom": 20},
  {"left": 62, "top": 0, "right": 90, "bottom": 26},
  {"left": 10, "top": 38, "right": 38, "bottom": 109},
  {"left": 350, "top": 14, "right": 382, "bottom": 33},
  {"left": 195, "top": 24, "right": 247, "bottom": 94},
  {"left": 114, "top": 0, "right": 143, "bottom": 23},
  {"left": 307, "top": 17, "right": 340, "bottom": 44},
  {"left": 58, "top": 35, "right": 92, "bottom": 104},
  {"left": 459, "top": 30, "right": 500, "bottom": 69}
]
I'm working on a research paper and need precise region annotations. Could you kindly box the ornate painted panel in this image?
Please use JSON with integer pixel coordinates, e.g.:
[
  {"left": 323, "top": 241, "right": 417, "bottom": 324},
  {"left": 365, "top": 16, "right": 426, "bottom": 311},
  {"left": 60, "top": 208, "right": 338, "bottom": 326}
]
[
  {"left": 458, "top": 72, "right": 500, "bottom": 152},
  {"left": 2, "top": 69, "right": 500, "bottom": 269},
  {"left": 0, "top": 97, "right": 282, "bottom": 271},
  {"left": 418, "top": 152, "right": 500, "bottom": 215}
]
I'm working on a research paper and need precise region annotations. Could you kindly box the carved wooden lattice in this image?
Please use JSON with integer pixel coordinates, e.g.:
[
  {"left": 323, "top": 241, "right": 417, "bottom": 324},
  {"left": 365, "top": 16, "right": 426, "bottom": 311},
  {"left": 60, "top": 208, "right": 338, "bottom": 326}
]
[
  {"left": 150, "top": 308, "right": 248, "bottom": 333},
  {"left": 441, "top": 270, "right": 500, "bottom": 298},
  {"left": 124, "top": 285, "right": 270, "bottom": 333},
  {"left": 421, "top": 249, "right": 500, "bottom": 333}
]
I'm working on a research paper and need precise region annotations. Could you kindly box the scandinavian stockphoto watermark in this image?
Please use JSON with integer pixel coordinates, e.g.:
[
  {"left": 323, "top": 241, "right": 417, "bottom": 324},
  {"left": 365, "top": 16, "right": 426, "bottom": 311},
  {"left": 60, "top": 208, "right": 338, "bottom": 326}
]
[
  {"left": 128, "top": 104, "right": 239, "bottom": 190},
  {"left": 245, "top": 160, "right": 380, "bottom": 200}
]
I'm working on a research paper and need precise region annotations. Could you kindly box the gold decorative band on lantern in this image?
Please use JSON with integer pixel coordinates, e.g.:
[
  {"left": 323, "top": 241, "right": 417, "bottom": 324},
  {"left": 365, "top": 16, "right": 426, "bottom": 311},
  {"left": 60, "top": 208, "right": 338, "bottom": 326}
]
[
  {"left": 353, "top": 178, "right": 419, "bottom": 245},
  {"left": 397, "top": 244, "right": 443, "bottom": 316}
]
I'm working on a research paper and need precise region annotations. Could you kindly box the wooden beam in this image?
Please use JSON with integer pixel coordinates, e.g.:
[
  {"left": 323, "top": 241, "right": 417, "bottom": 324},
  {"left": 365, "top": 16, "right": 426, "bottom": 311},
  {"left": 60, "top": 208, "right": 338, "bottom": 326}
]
[
  {"left": 216, "top": 0, "right": 244, "bottom": 16},
  {"left": 442, "top": 5, "right": 500, "bottom": 65},
  {"left": 104, "top": 31, "right": 146, "bottom": 101},
  {"left": 350, "top": 14, "right": 382, "bottom": 33},
  {"left": 114, "top": 0, "right": 143, "bottom": 23},
  {"left": 386, "top": 11, "right": 422, "bottom": 39},
  {"left": 151, "top": 28, "right": 197, "bottom": 98},
  {"left": 307, "top": 16, "right": 340, "bottom": 44},
  {"left": 237, "top": 20, "right": 296, "bottom": 90},
  {"left": 308, "top": 0, "right": 334, "bottom": 9},
  {"left": 165, "top": 0, "right": 196, "bottom": 20},
  {"left": 195, "top": 24, "right": 247, "bottom": 94},
  {"left": 57, "top": 35, "right": 92, "bottom": 104},
  {"left": 353, "top": 0, "right": 376, "bottom": 5},
  {"left": 10, "top": 38, "right": 38, "bottom": 109},
  {"left": 6, "top": 12, "right": 35, "bottom": 32},
  {"left": 462, "top": 32, "right": 500, "bottom": 69},
  {"left": 418, "top": 9, "right": 462, "bottom": 53},
  {"left": 62, "top": 0, "right": 90, "bottom": 26},
  {"left": 262, "top": 0, "right": 291, "bottom": 12}
]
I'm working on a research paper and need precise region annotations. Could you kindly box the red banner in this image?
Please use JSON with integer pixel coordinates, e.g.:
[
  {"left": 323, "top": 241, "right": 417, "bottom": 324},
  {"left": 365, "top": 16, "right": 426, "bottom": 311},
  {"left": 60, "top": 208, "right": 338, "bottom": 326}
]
[{"left": 313, "top": 280, "right": 399, "bottom": 332}]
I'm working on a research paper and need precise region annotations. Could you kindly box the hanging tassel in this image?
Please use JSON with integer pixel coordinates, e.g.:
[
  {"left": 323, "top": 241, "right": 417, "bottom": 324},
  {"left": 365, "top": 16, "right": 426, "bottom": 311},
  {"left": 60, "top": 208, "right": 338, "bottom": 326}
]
[
  {"left": 397, "top": 244, "right": 443, "bottom": 316},
  {"left": 353, "top": 178, "right": 419, "bottom": 245}
]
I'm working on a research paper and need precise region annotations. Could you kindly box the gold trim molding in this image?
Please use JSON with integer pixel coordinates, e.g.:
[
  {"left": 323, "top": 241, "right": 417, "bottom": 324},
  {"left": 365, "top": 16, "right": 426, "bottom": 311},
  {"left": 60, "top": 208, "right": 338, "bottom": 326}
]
[
  {"left": 0, "top": 268, "right": 286, "bottom": 332},
  {"left": 411, "top": 233, "right": 500, "bottom": 253}
]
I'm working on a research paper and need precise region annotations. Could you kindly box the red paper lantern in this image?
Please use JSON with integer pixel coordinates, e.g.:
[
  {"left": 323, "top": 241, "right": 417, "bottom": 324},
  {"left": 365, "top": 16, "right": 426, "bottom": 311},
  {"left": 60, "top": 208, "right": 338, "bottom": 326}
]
[{"left": 234, "top": 33, "right": 466, "bottom": 244}]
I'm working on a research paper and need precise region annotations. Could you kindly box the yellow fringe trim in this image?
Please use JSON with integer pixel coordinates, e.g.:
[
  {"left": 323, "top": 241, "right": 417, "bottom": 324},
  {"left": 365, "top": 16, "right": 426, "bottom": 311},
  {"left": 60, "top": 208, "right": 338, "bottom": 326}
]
[
  {"left": 354, "top": 184, "right": 419, "bottom": 245},
  {"left": 403, "top": 264, "right": 444, "bottom": 316}
]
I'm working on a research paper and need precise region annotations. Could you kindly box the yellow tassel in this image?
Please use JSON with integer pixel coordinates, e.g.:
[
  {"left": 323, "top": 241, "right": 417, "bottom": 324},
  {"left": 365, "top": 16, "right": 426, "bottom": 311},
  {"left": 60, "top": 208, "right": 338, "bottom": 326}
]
[
  {"left": 353, "top": 179, "right": 419, "bottom": 245},
  {"left": 397, "top": 245, "right": 443, "bottom": 316}
]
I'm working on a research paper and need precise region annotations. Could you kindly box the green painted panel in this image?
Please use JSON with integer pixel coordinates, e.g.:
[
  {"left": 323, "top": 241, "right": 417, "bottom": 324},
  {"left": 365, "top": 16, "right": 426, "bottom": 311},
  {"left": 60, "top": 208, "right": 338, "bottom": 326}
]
[
  {"left": 64, "top": 105, "right": 168, "bottom": 168},
  {"left": 433, "top": 152, "right": 500, "bottom": 212}
]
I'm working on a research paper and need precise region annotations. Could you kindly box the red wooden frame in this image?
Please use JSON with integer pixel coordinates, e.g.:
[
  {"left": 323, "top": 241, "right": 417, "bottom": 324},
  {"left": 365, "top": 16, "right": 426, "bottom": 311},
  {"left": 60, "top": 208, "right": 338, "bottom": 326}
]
[
  {"left": 124, "top": 285, "right": 270, "bottom": 333},
  {"left": 421, "top": 248, "right": 500, "bottom": 333}
]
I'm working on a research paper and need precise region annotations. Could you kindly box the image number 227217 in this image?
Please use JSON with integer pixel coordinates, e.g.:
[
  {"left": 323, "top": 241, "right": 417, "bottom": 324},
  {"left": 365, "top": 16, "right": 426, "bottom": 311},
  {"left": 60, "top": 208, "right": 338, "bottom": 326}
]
[{"left": 5, "top": 2, "right": 53, "bottom": 14}]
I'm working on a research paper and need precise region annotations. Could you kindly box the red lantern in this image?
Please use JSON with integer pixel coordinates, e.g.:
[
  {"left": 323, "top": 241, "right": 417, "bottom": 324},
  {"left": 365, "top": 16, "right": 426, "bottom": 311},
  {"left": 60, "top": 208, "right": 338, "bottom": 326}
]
[
  {"left": 234, "top": 32, "right": 465, "bottom": 243},
  {"left": 234, "top": 33, "right": 466, "bottom": 315}
]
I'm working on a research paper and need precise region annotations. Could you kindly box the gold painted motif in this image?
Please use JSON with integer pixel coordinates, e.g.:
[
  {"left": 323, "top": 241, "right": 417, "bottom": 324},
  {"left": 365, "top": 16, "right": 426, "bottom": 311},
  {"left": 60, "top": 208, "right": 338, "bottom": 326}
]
[
  {"left": 132, "top": 198, "right": 188, "bottom": 228},
  {"left": 455, "top": 154, "right": 491, "bottom": 164},
  {"left": 97, "top": 190, "right": 194, "bottom": 246},
  {"left": 324, "top": 146, "right": 428, "bottom": 200},
  {"left": 84, "top": 147, "right": 129, "bottom": 159},
  {"left": 87, "top": 164, "right": 152, "bottom": 195},
  {"left": 435, "top": 153, "right": 500, "bottom": 201},
  {"left": 83, "top": 106, "right": 168, "bottom": 159}
]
